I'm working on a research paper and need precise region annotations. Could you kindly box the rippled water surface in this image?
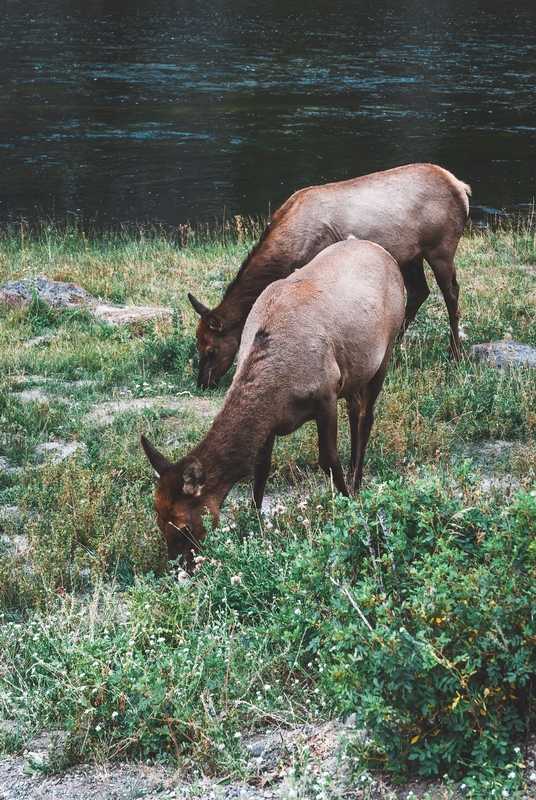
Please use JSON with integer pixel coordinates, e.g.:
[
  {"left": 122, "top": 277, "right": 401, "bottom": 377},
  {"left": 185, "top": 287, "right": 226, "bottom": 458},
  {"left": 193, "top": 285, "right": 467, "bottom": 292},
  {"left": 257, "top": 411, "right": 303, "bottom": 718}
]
[{"left": 1, "top": 0, "right": 535, "bottom": 226}]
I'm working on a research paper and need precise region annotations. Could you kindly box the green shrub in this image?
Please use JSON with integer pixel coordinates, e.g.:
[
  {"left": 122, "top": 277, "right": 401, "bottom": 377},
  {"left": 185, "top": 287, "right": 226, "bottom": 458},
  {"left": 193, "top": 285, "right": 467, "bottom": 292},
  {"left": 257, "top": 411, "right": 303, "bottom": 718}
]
[{"left": 268, "top": 478, "right": 536, "bottom": 784}]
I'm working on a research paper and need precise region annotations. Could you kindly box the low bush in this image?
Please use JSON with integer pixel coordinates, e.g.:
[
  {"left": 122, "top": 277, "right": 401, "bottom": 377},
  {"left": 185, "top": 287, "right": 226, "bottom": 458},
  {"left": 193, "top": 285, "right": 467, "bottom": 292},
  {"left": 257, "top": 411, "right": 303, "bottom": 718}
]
[{"left": 1, "top": 473, "right": 534, "bottom": 795}]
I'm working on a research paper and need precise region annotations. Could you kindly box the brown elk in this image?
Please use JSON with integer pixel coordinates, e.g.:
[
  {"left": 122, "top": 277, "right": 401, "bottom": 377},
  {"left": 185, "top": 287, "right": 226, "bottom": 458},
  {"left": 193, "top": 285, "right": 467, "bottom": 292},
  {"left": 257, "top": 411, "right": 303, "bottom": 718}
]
[
  {"left": 188, "top": 163, "right": 471, "bottom": 388},
  {"left": 142, "top": 239, "right": 405, "bottom": 571}
]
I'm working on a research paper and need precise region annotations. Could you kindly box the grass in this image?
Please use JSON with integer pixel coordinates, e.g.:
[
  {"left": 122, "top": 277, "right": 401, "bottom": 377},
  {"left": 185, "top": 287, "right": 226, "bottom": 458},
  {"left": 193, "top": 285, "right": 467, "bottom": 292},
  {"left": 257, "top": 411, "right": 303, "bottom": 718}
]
[{"left": 0, "top": 215, "right": 535, "bottom": 797}]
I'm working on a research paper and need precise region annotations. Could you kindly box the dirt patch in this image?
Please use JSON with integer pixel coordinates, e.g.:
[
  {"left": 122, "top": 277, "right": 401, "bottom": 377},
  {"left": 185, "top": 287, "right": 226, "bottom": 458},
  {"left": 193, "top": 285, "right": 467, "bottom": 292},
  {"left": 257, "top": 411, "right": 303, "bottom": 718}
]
[
  {"left": 2, "top": 726, "right": 536, "bottom": 799},
  {"left": 35, "top": 440, "right": 86, "bottom": 463},
  {"left": 84, "top": 394, "right": 221, "bottom": 426},
  {"left": 93, "top": 304, "right": 173, "bottom": 326}
]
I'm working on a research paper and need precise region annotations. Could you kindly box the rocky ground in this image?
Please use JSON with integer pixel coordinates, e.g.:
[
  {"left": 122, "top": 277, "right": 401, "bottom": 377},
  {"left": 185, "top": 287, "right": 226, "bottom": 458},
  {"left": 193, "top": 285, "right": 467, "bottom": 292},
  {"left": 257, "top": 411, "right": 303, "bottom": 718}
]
[{"left": 1, "top": 722, "right": 536, "bottom": 799}]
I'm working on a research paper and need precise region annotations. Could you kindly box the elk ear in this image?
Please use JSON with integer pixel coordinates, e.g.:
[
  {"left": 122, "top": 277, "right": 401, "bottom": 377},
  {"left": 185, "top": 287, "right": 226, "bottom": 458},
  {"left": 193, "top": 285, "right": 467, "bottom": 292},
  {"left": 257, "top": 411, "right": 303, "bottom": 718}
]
[
  {"left": 206, "top": 314, "right": 224, "bottom": 332},
  {"left": 181, "top": 456, "right": 205, "bottom": 496},
  {"left": 187, "top": 292, "right": 210, "bottom": 317},
  {"left": 141, "top": 435, "right": 172, "bottom": 478}
]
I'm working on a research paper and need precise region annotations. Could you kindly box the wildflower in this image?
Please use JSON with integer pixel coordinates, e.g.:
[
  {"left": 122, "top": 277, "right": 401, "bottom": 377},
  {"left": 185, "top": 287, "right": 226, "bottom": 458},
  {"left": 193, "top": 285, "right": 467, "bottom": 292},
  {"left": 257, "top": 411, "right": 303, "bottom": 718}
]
[
  {"left": 294, "top": 608, "right": 301, "bottom": 615},
  {"left": 177, "top": 570, "right": 189, "bottom": 583},
  {"left": 218, "top": 742, "right": 225, "bottom": 750},
  {"left": 508, "top": 772, "right": 516, "bottom": 779},
  {"left": 230, "top": 574, "right": 243, "bottom": 585},
  {"left": 95, "top": 725, "right": 102, "bottom": 732},
  {"left": 502, "top": 791, "right": 509, "bottom": 798},
  {"left": 264, "top": 684, "right": 271, "bottom": 691},
  {"left": 112, "top": 711, "right": 119, "bottom": 718},
  {"left": 297, "top": 500, "right": 308, "bottom": 511},
  {"left": 273, "top": 503, "right": 287, "bottom": 515},
  {"left": 234, "top": 732, "right": 242, "bottom": 738}
]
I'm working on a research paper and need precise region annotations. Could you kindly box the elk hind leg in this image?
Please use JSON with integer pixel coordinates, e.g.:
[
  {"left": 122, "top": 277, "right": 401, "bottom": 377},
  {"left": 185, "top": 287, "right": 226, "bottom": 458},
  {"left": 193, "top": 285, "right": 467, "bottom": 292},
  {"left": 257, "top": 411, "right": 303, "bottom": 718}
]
[
  {"left": 346, "top": 391, "right": 363, "bottom": 478},
  {"left": 349, "top": 343, "right": 394, "bottom": 493},
  {"left": 316, "top": 395, "right": 349, "bottom": 497},
  {"left": 253, "top": 432, "right": 276, "bottom": 510},
  {"left": 426, "top": 248, "right": 461, "bottom": 360},
  {"left": 399, "top": 256, "right": 430, "bottom": 337}
]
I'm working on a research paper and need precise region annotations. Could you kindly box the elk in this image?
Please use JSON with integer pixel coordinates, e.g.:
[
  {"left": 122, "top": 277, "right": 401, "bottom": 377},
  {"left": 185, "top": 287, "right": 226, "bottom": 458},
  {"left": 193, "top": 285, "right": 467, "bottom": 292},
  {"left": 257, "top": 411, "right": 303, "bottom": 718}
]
[
  {"left": 142, "top": 239, "right": 405, "bottom": 571},
  {"left": 188, "top": 163, "right": 470, "bottom": 388}
]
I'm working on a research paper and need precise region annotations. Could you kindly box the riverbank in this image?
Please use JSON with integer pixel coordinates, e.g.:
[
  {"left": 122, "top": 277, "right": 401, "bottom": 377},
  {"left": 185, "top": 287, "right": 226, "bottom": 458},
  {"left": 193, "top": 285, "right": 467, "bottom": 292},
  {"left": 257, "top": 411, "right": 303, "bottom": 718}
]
[{"left": 0, "top": 219, "right": 535, "bottom": 798}]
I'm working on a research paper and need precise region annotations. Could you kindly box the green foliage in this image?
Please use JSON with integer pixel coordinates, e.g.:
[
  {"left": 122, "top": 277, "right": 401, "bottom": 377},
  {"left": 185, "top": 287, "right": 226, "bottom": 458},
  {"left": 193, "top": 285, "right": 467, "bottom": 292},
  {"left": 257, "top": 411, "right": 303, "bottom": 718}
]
[
  {"left": 0, "top": 219, "right": 536, "bottom": 793},
  {"left": 263, "top": 479, "right": 536, "bottom": 787},
  {"left": 1, "top": 476, "right": 534, "bottom": 795}
]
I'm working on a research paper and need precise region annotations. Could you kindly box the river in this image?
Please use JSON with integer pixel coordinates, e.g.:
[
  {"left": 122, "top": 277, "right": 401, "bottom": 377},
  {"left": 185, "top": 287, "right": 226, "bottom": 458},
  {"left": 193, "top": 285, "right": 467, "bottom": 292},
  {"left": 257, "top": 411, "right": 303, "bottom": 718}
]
[{"left": 1, "top": 0, "right": 535, "bottom": 227}]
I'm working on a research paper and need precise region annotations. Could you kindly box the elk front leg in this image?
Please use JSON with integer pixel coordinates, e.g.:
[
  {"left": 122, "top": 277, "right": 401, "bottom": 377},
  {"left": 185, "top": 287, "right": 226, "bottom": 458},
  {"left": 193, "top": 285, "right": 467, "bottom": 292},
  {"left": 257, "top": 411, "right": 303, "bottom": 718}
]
[{"left": 316, "top": 395, "right": 348, "bottom": 497}]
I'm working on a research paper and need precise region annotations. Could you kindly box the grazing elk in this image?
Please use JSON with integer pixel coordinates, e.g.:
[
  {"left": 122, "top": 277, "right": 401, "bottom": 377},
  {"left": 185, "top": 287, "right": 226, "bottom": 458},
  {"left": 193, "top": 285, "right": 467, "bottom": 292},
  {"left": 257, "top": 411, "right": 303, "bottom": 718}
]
[
  {"left": 188, "top": 163, "right": 470, "bottom": 388},
  {"left": 142, "top": 239, "right": 405, "bottom": 571}
]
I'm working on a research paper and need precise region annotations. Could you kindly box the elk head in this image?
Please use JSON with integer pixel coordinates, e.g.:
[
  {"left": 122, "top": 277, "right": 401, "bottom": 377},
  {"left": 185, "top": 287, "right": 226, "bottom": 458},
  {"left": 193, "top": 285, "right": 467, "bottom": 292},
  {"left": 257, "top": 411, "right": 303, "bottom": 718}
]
[
  {"left": 188, "top": 293, "right": 240, "bottom": 390},
  {"left": 141, "top": 435, "right": 219, "bottom": 573}
]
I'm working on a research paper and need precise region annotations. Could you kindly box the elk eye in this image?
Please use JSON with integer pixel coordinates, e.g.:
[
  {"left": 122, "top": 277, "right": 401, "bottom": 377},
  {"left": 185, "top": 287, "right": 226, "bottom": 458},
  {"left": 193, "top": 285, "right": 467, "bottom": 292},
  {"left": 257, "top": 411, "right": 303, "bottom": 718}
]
[{"left": 207, "top": 348, "right": 215, "bottom": 357}]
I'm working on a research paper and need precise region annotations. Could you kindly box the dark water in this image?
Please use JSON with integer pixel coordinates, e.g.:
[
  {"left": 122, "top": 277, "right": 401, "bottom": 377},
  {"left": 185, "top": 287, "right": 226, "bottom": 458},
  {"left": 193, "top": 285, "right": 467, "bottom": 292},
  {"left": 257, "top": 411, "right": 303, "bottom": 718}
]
[{"left": 1, "top": 0, "right": 536, "bottom": 228}]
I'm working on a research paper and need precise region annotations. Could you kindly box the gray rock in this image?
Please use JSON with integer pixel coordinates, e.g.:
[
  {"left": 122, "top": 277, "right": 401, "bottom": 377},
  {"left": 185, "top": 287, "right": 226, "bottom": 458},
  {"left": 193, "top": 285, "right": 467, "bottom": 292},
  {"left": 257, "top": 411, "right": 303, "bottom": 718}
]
[
  {"left": 0, "top": 277, "right": 97, "bottom": 308},
  {"left": 0, "top": 277, "right": 174, "bottom": 327},
  {"left": 468, "top": 340, "right": 536, "bottom": 369}
]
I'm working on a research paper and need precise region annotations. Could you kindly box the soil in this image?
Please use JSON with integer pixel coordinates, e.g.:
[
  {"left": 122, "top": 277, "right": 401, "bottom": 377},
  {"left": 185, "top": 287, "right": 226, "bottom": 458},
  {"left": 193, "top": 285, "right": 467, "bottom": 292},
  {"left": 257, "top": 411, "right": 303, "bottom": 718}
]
[{"left": 1, "top": 724, "right": 536, "bottom": 799}]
